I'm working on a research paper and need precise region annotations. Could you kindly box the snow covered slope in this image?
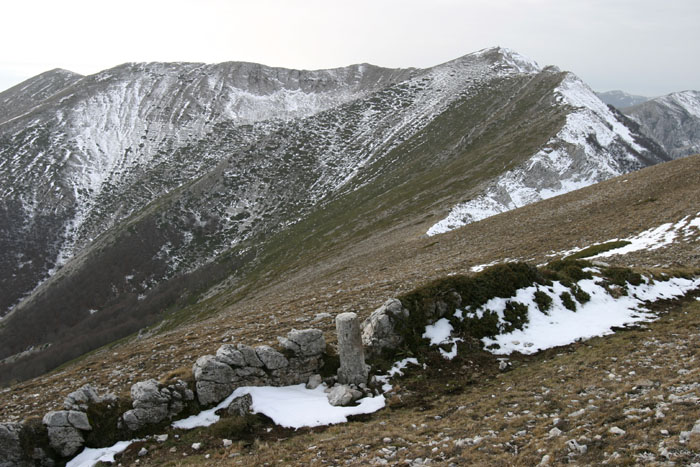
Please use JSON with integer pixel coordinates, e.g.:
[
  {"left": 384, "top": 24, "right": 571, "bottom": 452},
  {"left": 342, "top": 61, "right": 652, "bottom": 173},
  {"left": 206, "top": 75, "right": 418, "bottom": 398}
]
[
  {"left": 427, "top": 74, "right": 666, "bottom": 235},
  {"left": 623, "top": 90, "right": 700, "bottom": 159}
]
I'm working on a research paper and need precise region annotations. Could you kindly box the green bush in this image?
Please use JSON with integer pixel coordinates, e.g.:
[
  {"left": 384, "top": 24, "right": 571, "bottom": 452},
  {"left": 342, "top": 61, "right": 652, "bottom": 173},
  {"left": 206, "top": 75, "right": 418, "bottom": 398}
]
[
  {"left": 560, "top": 292, "right": 576, "bottom": 311},
  {"left": 533, "top": 290, "right": 553, "bottom": 313}
]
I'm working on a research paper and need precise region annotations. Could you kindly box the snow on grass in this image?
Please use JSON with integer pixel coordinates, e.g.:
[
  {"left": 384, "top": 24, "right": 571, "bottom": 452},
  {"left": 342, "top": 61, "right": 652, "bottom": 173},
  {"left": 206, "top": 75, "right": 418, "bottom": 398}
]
[
  {"left": 67, "top": 440, "right": 139, "bottom": 467},
  {"left": 173, "top": 384, "right": 385, "bottom": 430},
  {"left": 481, "top": 276, "right": 700, "bottom": 355},
  {"left": 542, "top": 212, "right": 700, "bottom": 262},
  {"left": 423, "top": 318, "right": 462, "bottom": 360},
  {"left": 374, "top": 358, "right": 420, "bottom": 392}
]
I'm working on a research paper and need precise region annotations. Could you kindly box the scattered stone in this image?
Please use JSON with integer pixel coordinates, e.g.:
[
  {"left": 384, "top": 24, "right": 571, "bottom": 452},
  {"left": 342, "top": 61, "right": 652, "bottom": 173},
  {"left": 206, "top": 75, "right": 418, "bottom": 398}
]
[
  {"left": 336, "top": 313, "right": 369, "bottom": 385},
  {"left": 155, "top": 434, "right": 168, "bottom": 442},
  {"left": 223, "top": 439, "right": 233, "bottom": 447},
  {"left": 192, "top": 442, "right": 201, "bottom": 450},
  {"left": 548, "top": 427, "right": 562, "bottom": 438},
  {"left": 138, "top": 447, "right": 148, "bottom": 456},
  {"left": 43, "top": 410, "right": 92, "bottom": 458},
  {"left": 537, "top": 454, "right": 551, "bottom": 466},
  {"left": 306, "top": 374, "right": 323, "bottom": 390},
  {"left": 609, "top": 426, "right": 626, "bottom": 436},
  {"left": 361, "top": 299, "right": 409, "bottom": 357},
  {"left": 227, "top": 394, "right": 253, "bottom": 417},
  {"left": 328, "top": 385, "right": 356, "bottom": 406},
  {"left": 566, "top": 439, "right": 587, "bottom": 455}
]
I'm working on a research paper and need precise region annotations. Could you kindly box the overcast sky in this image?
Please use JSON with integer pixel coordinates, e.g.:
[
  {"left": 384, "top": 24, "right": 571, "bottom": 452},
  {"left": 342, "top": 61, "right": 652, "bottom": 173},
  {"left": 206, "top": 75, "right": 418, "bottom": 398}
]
[{"left": 1, "top": 0, "right": 698, "bottom": 96}]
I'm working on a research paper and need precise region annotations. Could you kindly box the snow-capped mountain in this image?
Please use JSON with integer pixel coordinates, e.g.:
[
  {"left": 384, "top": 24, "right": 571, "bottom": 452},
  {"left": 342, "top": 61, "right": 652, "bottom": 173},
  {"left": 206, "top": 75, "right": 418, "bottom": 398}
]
[
  {"left": 0, "top": 47, "right": 670, "bottom": 379},
  {"left": 622, "top": 90, "right": 700, "bottom": 159},
  {"left": 596, "top": 89, "right": 649, "bottom": 109},
  {"left": 427, "top": 74, "right": 665, "bottom": 235}
]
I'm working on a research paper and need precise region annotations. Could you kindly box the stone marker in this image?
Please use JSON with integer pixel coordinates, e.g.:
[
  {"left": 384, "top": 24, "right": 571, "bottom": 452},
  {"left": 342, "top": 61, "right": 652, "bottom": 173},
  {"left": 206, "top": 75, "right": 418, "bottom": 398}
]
[{"left": 336, "top": 312, "right": 369, "bottom": 385}]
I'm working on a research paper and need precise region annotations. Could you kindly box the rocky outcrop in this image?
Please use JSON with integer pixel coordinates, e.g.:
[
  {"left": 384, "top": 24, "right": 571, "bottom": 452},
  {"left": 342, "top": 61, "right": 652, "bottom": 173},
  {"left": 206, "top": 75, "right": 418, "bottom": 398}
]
[
  {"left": 361, "top": 299, "right": 409, "bottom": 357},
  {"left": 194, "top": 329, "right": 326, "bottom": 406},
  {"left": 336, "top": 313, "right": 369, "bottom": 385},
  {"left": 42, "top": 410, "right": 91, "bottom": 458},
  {"left": 122, "top": 379, "right": 193, "bottom": 432},
  {"left": 327, "top": 384, "right": 364, "bottom": 407}
]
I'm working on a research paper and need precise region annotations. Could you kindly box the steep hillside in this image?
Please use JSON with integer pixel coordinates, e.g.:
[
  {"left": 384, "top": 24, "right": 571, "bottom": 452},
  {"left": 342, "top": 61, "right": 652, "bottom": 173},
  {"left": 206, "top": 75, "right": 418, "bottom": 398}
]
[
  {"left": 623, "top": 90, "right": 700, "bottom": 159},
  {"left": 0, "top": 48, "right": 670, "bottom": 383}
]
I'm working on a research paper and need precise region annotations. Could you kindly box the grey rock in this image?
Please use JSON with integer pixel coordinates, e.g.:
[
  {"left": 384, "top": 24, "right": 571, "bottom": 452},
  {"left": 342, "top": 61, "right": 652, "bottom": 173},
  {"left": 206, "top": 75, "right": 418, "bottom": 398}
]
[
  {"left": 336, "top": 312, "right": 369, "bottom": 385},
  {"left": 566, "top": 439, "right": 587, "bottom": 455},
  {"left": 216, "top": 344, "right": 246, "bottom": 367},
  {"left": 0, "top": 422, "right": 24, "bottom": 467},
  {"left": 227, "top": 393, "right": 253, "bottom": 417},
  {"left": 255, "top": 345, "right": 289, "bottom": 370},
  {"left": 237, "top": 344, "right": 264, "bottom": 367},
  {"left": 123, "top": 406, "right": 170, "bottom": 432},
  {"left": 64, "top": 384, "right": 116, "bottom": 411},
  {"left": 306, "top": 374, "right": 323, "bottom": 390},
  {"left": 43, "top": 410, "right": 92, "bottom": 458},
  {"left": 278, "top": 329, "right": 326, "bottom": 357},
  {"left": 193, "top": 355, "right": 236, "bottom": 406},
  {"left": 131, "top": 379, "right": 170, "bottom": 408},
  {"left": 361, "top": 298, "right": 409, "bottom": 356},
  {"left": 327, "top": 384, "right": 356, "bottom": 406}
]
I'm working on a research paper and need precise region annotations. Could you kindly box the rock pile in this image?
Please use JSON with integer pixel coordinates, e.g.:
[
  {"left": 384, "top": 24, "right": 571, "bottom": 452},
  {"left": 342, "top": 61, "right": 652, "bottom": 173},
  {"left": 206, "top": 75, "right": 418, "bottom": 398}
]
[{"left": 194, "top": 328, "right": 326, "bottom": 406}]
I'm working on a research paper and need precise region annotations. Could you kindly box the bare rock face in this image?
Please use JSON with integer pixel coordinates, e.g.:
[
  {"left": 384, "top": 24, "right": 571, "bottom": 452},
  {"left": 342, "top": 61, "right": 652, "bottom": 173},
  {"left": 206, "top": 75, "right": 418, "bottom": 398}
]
[
  {"left": 64, "top": 384, "right": 117, "bottom": 411},
  {"left": 0, "top": 422, "right": 24, "bottom": 466},
  {"left": 336, "top": 313, "right": 369, "bottom": 385},
  {"left": 278, "top": 329, "right": 326, "bottom": 356},
  {"left": 42, "top": 410, "right": 92, "bottom": 458},
  {"left": 193, "top": 355, "right": 237, "bottom": 406},
  {"left": 237, "top": 344, "right": 264, "bottom": 367},
  {"left": 361, "top": 298, "right": 409, "bottom": 357}
]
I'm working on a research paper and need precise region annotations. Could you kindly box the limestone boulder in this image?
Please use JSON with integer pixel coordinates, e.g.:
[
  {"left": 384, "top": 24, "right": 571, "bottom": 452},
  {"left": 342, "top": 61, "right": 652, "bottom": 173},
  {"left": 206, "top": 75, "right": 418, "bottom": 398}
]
[
  {"left": 216, "top": 344, "right": 246, "bottom": 367},
  {"left": 255, "top": 345, "right": 289, "bottom": 370},
  {"left": 64, "top": 384, "right": 116, "bottom": 412},
  {"left": 193, "top": 355, "right": 236, "bottom": 406},
  {"left": 227, "top": 393, "right": 253, "bottom": 417},
  {"left": 237, "top": 344, "right": 264, "bottom": 367},
  {"left": 278, "top": 329, "right": 326, "bottom": 357},
  {"left": 361, "top": 298, "right": 409, "bottom": 356},
  {"left": 43, "top": 410, "right": 92, "bottom": 458}
]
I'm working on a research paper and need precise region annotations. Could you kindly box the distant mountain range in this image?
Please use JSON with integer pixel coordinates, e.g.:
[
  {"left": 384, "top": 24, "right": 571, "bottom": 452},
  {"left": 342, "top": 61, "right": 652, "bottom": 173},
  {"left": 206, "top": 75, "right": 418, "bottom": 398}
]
[
  {"left": 596, "top": 90, "right": 649, "bottom": 108},
  {"left": 0, "top": 47, "right": 697, "bottom": 382}
]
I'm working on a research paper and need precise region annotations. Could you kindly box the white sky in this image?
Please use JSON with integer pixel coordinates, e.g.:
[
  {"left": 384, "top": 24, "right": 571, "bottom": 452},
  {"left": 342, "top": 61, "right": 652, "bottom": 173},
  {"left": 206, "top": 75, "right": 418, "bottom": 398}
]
[{"left": 1, "top": 0, "right": 698, "bottom": 96}]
